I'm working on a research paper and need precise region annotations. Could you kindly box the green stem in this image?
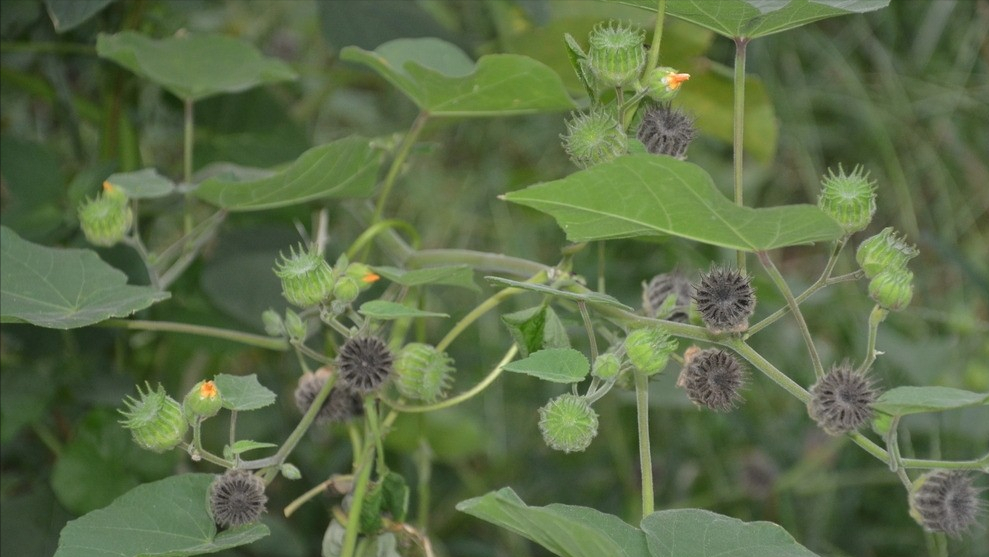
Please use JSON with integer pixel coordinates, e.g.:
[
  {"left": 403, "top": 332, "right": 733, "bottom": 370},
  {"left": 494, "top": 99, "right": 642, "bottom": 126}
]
[
  {"left": 757, "top": 251, "right": 824, "bottom": 379},
  {"left": 436, "top": 271, "right": 547, "bottom": 352},
  {"left": 597, "top": 242, "right": 606, "bottom": 293},
  {"left": 646, "top": 0, "right": 667, "bottom": 73},
  {"left": 857, "top": 305, "right": 888, "bottom": 374},
  {"left": 406, "top": 249, "right": 551, "bottom": 277},
  {"left": 383, "top": 345, "right": 518, "bottom": 413},
  {"left": 346, "top": 219, "right": 421, "bottom": 261},
  {"left": 0, "top": 41, "right": 96, "bottom": 56},
  {"left": 733, "top": 38, "right": 749, "bottom": 273},
  {"left": 183, "top": 99, "right": 194, "bottom": 184},
  {"left": 634, "top": 369, "right": 654, "bottom": 517},
  {"left": 578, "top": 301, "right": 599, "bottom": 364},
  {"left": 372, "top": 111, "right": 430, "bottom": 225},
  {"left": 178, "top": 441, "right": 233, "bottom": 468},
  {"left": 102, "top": 319, "right": 288, "bottom": 350},
  {"left": 726, "top": 339, "right": 811, "bottom": 403},
  {"left": 341, "top": 435, "right": 376, "bottom": 557}
]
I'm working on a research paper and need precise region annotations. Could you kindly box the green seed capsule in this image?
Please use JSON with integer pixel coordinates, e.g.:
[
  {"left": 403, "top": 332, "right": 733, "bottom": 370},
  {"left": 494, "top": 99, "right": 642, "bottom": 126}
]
[
  {"left": 78, "top": 183, "right": 132, "bottom": 247},
  {"left": 868, "top": 269, "right": 914, "bottom": 311},
  {"left": 393, "top": 343, "right": 454, "bottom": 402},
  {"left": 856, "top": 227, "right": 918, "bottom": 279},
  {"left": 587, "top": 22, "right": 646, "bottom": 89},
  {"left": 591, "top": 353, "right": 621, "bottom": 380},
  {"left": 273, "top": 244, "right": 336, "bottom": 308},
  {"left": 561, "top": 109, "right": 627, "bottom": 169},
  {"left": 119, "top": 383, "right": 187, "bottom": 453},
  {"left": 624, "top": 326, "right": 677, "bottom": 376},
  {"left": 183, "top": 379, "right": 223, "bottom": 422},
  {"left": 332, "top": 276, "right": 361, "bottom": 304},
  {"left": 817, "top": 164, "right": 876, "bottom": 234},
  {"left": 538, "top": 394, "right": 598, "bottom": 453}
]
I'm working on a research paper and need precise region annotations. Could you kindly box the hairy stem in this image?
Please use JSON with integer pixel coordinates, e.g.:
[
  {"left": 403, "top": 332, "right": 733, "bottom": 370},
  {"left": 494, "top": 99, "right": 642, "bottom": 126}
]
[
  {"left": 858, "top": 305, "right": 888, "bottom": 373},
  {"left": 758, "top": 251, "right": 824, "bottom": 378},
  {"left": 372, "top": 111, "right": 430, "bottom": 225},
  {"left": 733, "top": 38, "right": 749, "bottom": 273},
  {"left": 634, "top": 369, "right": 654, "bottom": 517},
  {"left": 102, "top": 319, "right": 288, "bottom": 350}
]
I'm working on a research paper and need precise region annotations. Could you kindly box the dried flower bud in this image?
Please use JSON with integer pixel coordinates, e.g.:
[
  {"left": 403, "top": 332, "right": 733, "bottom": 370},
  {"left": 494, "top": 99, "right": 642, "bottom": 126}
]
[
  {"left": 119, "top": 383, "right": 187, "bottom": 453},
  {"left": 561, "top": 109, "right": 627, "bottom": 169},
  {"left": 587, "top": 22, "right": 646, "bottom": 89},
  {"left": 817, "top": 164, "right": 876, "bottom": 234},
  {"left": 78, "top": 183, "right": 132, "bottom": 247},
  {"left": 856, "top": 227, "right": 918, "bottom": 279},
  {"left": 209, "top": 469, "right": 267, "bottom": 528},
  {"left": 337, "top": 336, "right": 393, "bottom": 394},
  {"left": 640, "top": 66, "right": 690, "bottom": 101},
  {"left": 591, "top": 352, "right": 621, "bottom": 381},
  {"left": 624, "top": 326, "right": 677, "bottom": 376},
  {"left": 642, "top": 270, "right": 692, "bottom": 321},
  {"left": 637, "top": 103, "right": 697, "bottom": 160},
  {"left": 909, "top": 470, "right": 984, "bottom": 537},
  {"left": 868, "top": 269, "right": 914, "bottom": 311},
  {"left": 808, "top": 363, "right": 877, "bottom": 435},
  {"left": 692, "top": 266, "right": 756, "bottom": 333},
  {"left": 538, "top": 394, "right": 598, "bottom": 453},
  {"left": 273, "top": 244, "right": 336, "bottom": 308},
  {"left": 394, "top": 343, "right": 455, "bottom": 402},
  {"left": 183, "top": 379, "right": 223, "bottom": 422},
  {"left": 677, "top": 348, "right": 746, "bottom": 412}
]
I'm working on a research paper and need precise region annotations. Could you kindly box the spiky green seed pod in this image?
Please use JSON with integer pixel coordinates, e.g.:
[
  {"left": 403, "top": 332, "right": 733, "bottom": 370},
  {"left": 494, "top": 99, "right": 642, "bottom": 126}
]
[
  {"left": 183, "top": 379, "right": 223, "bottom": 422},
  {"left": 909, "top": 470, "right": 984, "bottom": 537},
  {"left": 344, "top": 262, "right": 380, "bottom": 292},
  {"left": 561, "top": 109, "right": 627, "bottom": 169},
  {"left": 624, "top": 326, "right": 677, "bottom": 376},
  {"left": 869, "top": 269, "right": 914, "bottom": 311},
  {"left": 538, "top": 394, "right": 598, "bottom": 453},
  {"left": 856, "top": 227, "right": 918, "bottom": 279},
  {"left": 591, "top": 353, "right": 621, "bottom": 381},
  {"left": 640, "top": 66, "right": 691, "bottom": 101},
  {"left": 273, "top": 244, "right": 336, "bottom": 308},
  {"left": 817, "top": 164, "right": 876, "bottom": 234},
  {"left": 587, "top": 22, "right": 646, "bottom": 89},
  {"left": 78, "top": 185, "right": 132, "bottom": 247},
  {"left": 119, "top": 383, "right": 187, "bottom": 453},
  {"left": 393, "top": 343, "right": 454, "bottom": 402}
]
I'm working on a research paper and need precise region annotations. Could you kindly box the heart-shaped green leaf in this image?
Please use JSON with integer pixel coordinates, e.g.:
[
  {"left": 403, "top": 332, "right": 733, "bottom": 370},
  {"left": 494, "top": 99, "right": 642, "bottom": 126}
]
[
  {"left": 341, "top": 38, "right": 575, "bottom": 117},
  {"left": 457, "top": 488, "right": 649, "bottom": 557},
  {"left": 641, "top": 509, "right": 819, "bottom": 556},
  {"left": 96, "top": 31, "right": 297, "bottom": 102},
  {"left": 503, "top": 348, "right": 590, "bottom": 383},
  {"left": 358, "top": 301, "right": 449, "bottom": 320},
  {"left": 54, "top": 474, "right": 269, "bottom": 557},
  {"left": 503, "top": 155, "right": 843, "bottom": 251},
  {"left": 194, "top": 137, "right": 380, "bottom": 211},
  {"left": 214, "top": 374, "right": 276, "bottom": 411},
  {"left": 0, "top": 226, "right": 170, "bottom": 329},
  {"left": 105, "top": 168, "right": 175, "bottom": 199},
  {"left": 606, "top": 0, "right": 889, "bottom": 39},
  {"left": 873, "top": 387, "right": 989, "bottom": 417}
]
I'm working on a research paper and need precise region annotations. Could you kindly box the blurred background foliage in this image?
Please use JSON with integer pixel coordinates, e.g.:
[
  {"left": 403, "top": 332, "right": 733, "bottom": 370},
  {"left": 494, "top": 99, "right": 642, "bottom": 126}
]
[{"left": 1, "top": 1, "right": 986, "bottom": 556}]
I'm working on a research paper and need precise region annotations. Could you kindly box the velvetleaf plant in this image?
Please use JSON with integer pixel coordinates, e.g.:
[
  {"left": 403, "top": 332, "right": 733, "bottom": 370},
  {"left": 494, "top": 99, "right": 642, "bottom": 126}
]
[{"left": 0, "top": 2, "right": 986, "bottom": 557}]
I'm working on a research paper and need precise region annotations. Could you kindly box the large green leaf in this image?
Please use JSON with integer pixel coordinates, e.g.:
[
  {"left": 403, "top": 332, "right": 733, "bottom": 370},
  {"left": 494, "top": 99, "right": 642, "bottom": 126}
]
[
  {"left": 341, "top": 38, "right": 575, "bottom": 117},
  {"left": 215, "top": 374, "right": 276, "bottom": 411},
  {"left": 873, "top": 387, "right": 989, "bottom": 417},
  {"left": 373, "top": 264, "right": 480, "bottom": 292},
  {"left": 503, "top": 348, "right": 590, "bottom": 383},
  {"left": 457, "top": 488, "right": 649, "bottom": 557},
  {"left": 641, "top": 509, "right": 818, "bottom": 556},
  {"left": 0, "top": 226, "right": 170, "bottom": 329},
  {"left": 503, "top": 155, "right": 842, "bottom": 250},
  {"left": 358, "top": 300, "right": 449, "bottom": 320},
  {"left": 607, "top": 0, "right": 889, "bottom": 39},
  {"left": 501, "top": 305, "right": 571, "bottom": 358},
  {"left": 96, "top": 31, "right": 297, "bottom": 102},
  {"left": 54, "top": 474, "right": 269, "bottom": 557},
  {"left": 193, "top": 137, "right": 381, "bottom": 211}
]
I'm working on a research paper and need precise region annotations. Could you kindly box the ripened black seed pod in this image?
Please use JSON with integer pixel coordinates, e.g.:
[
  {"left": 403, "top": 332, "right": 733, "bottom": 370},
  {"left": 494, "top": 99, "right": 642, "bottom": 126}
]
[
  {"left": 209, "top": 469, "right": 268, "bottom": 528},
  {"left": 294, "top": 367, "right": 333, "bottom": 422},
  {"left": 641, "top": 270, "right": 692, "bottom": 321},
  {"left": 692, "top": 266, "right": 756, "bottom": 333},
  {"left": 636, "top": 103, "right": 697, "bottom": 160},
  {"left": 807, "top": 363, "right": 877, "bottom": 435},
  {"left": 337, "top": 336, "right": 394, "bottom": 394},
  {"left": 909, "top": 470, "right": 984, "bottom": 537},
  {"left": 676, "top": 347, "right": 746, "bottom": 412}
]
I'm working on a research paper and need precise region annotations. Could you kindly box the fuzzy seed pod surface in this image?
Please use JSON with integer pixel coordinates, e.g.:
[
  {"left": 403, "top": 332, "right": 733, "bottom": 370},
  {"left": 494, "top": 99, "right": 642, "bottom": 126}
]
[
  {"left": 808, "top": 364, "right": 877, "bottom": 435},
  {"left": 394, "top": 343, "right": 455, "bottom": 402},
  {"left": 868, "top": 269, "right": 914, "bottom": 311},
  {"left": 642, "top": 270, "right": 693, "bottom": 321},
  {"left": 587, "top": 22, "right": 646, "bottom": 89},
  {"left": 817, "top": 164, "right": 876, "bottom": 234},
  {"left": 910, "top": 470, "right": 983, "bottom": 537},
  {"left": 692, "top": 266, "right": 756, "bottom": 333},
  {"left": 637, "top": 104, "right": 697, "bottom": 160},
  {"left": 78, "top": 188, "right": 133, "bottom": 247},
  {"left": 561, "top": 109, "right": 627, "bottom": 168},
  {"left": 856, "top": 227, "right": 918, "bottom": 279},
  {"left": 538, "top": 394, "right": 599, "bottom": 453},
  {"left": 273, "top": 244, "right": 336, "bottom": 308},
  {"left": 119, "top": 383, "right": 188, "bottom": 453},
  {"left": 624, "top": 326, "right": 678, "bottom": 376},
  {"left": 337, "top": 336, "right": 394, "bottom": 394},
  {"left": 209, "top": 469, "right": 267, "bottom": 528},
  {"left": 677, "top": 348, "right": 746, "bottom": 411}
]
